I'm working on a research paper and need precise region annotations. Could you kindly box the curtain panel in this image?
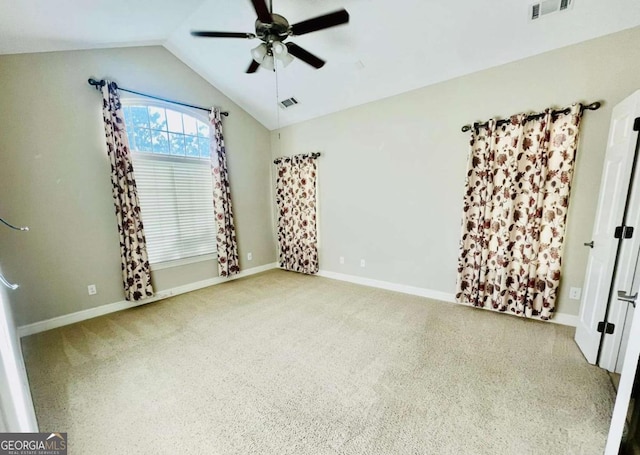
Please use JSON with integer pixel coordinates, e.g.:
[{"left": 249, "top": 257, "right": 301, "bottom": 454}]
[
  {"left": 209, "top": 108, "right": 240, "bottom": 277},
  {"left": 100, "top": 81, "right": 154, "bottom": 301},
  {"left": 275, "top": 154, "right": 319, "bottom": 274},
  {"left": 456, "top": 104, "right": 583, "bottom": 320}
]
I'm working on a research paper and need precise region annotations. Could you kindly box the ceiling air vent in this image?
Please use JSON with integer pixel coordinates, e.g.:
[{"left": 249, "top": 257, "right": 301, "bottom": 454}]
[
  {"left": 279, "top": 97, "right": 299, "bottom": 109},
  {"left": 532, "top": 3, "right": 540, "bottom": 19},
  {"left": 530, "top": 0, "right": 573, "bottom": 20}
]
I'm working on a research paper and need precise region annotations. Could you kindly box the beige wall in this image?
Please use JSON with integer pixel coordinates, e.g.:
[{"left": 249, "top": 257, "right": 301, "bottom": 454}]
[
  {"left": 3, "top": 27, "right": 639, "bottom": 327},
  {"left": 0, "top": 46, "right": 275, "bottom": 326},
  {"left": 272, "top": 26, "right": 640, "bottom": 318}
]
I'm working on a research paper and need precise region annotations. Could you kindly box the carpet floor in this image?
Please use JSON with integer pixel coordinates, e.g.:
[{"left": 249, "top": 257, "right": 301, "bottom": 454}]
[{"left": 22, "top": 269, "right": 615, "bottom": 454}]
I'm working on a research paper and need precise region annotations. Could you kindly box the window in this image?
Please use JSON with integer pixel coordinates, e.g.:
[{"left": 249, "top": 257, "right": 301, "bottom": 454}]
[{"left": 122, "top": 101, "right": 216, "bottom": 267}]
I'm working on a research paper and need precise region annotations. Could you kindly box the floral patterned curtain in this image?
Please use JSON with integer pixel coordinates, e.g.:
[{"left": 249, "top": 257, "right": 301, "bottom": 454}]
[
  {"left": 456, "top": 104, "right": 583, "bottom": 320},
  {"left": 275, "top": 154, "right": 319, "bottom": 274},
  {"left": 209, "top": 108, "right": 240, "bottom": 277},
  {"left": 101, "top": 81, "right": 154, "bottom": 301}
]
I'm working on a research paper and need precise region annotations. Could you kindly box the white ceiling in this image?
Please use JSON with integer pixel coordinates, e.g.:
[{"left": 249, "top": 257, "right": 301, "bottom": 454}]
[{"left": 2, "top": 0, "right": 640, "bottom": 130}]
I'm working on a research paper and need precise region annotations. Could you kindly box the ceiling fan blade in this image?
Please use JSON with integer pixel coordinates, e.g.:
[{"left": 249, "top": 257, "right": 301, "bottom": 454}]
[
  {"left": 290, "top": 9, "right": 349, "bottom": 36},
  {"left": 251, "top": 0, "right": 272, "bottom": 23},
  {"left": 191, "top": 31, "right": 256, "bottom": 39},
  {"left": 286, "top": 43, "right": 325, "bottom": 69},
  {"left": 246, "top": 60, "right": 261, "bottom": 74}
]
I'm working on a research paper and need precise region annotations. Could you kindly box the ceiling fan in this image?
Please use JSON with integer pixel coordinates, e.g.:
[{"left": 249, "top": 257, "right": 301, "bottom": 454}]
[{"left": 191, "top": 0, "right": 349, "bottom": 73}]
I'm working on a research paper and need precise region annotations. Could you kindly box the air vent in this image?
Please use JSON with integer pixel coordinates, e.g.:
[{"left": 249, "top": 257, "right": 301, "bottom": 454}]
[
  {"left": 279, "top": 97, "right": 299, "bottom": 109},
  {"left": 530, "top": 0, "right": 573, "bottom": 20},
  {"left": 532, "top": 3, "right": 540, "bottom": 19}
]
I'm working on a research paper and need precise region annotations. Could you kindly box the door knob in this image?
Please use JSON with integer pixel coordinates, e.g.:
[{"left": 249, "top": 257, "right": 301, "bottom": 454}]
[
  {"left": 617, "top": 290, "right": 637, "bottom": 307},
  {"left": 584, "top": 241, "right": 594, "bottom": 248}
]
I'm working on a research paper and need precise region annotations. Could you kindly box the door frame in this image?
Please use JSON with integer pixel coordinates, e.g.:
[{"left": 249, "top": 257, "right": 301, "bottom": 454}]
[
  {"left": 0, "top": 270, "right": 38, "bottom": 432},
  {"left": 605, "top": 283, "right": 640, "bottom": 452}
]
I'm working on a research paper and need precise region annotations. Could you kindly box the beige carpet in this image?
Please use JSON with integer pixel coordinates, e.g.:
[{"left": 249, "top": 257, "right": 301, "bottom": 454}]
[{"left": 22, "top": 270, "right": 615, "bottom": 454}]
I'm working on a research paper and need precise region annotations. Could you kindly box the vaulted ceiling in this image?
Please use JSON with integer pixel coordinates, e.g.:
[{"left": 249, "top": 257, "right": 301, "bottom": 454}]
[{"left": 2, "top": 0, "right": 640, "bottom": 130}]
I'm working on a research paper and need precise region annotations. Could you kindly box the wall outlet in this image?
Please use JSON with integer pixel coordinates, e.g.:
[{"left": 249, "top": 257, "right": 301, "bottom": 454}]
[
  {"left": 339, "top": 256, "right": 344, "bottom": 264},
  {"left": 87, "top": 284, "right": 97, "bottom": 296},
  {"left": 569, "top": 287, "right": 582, "bottom": 300},
  {"left": 360, "top": 259, "right": 366, "bottom": 268},
  {"left": 247, "top": 252, "right": 253, "bottom": 261}
]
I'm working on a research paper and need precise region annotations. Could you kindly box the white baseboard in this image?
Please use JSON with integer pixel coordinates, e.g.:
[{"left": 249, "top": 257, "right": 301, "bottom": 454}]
[
  {"left": 17, "top": 262, "right": 278, "bottom": 338},
  {"left": 316, "top": 270, "right": 457, "bottom": 303},
  {"left": 549, "top": 312, "right": 578, "bottom": 327},
  {"left": 19, "top": 263, "right": 577, "bottom": 337},
  {"left": 316, "top": 269, "right": 578, "bottom": 328}
]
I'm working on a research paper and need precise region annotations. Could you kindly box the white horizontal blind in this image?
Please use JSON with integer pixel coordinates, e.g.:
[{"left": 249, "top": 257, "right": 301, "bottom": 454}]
[{"left": 131, "top": 153, "right": 216, "bottom": 265}]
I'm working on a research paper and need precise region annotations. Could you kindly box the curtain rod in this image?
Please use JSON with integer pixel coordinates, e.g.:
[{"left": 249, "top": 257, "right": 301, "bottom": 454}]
[
  {"left": 273, "top": 152, "right": 321, "bottom": 164},
  {"left": 460, "top": 101, "right": 602, "bottom": 133},
  {"left": 87, "top": 78, "right": 229, "bottom": 117}
]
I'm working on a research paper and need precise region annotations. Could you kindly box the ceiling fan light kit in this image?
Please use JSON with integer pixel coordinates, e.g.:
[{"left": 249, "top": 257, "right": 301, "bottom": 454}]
[
  {"left": 251, "top": 43, "right": 267, "bottom": 62},
  {"left": 277, "top": 52, "right": 294, "bottom": 68},
  {"left": 272, "top": 41, "right": 286, "bottom": 57},
  {"left": 251, "top": 41, "right": 294, "bottom": 69},
  {"left": 262, "top": 54, "right": 275, "bottom": 71},
  {"left": 190, "top": 0, "right": 349, "bottom": 73}
]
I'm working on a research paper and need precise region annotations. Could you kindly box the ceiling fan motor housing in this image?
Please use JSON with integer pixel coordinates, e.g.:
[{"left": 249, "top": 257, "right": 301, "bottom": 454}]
[{"left": 255, "top": 14, "right": 290, "bottom": 43}]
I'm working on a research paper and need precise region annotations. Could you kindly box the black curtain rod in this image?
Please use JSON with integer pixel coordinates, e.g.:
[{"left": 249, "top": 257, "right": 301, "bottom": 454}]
[
  {"left": 273, "top": 152, "right": 321, "bottom": 164},
  {"left": 87, "top": 78, "right": 228, "bottom": 117},
  {"left": 461, "top": 101, "right": 602, "bottom": 133}
]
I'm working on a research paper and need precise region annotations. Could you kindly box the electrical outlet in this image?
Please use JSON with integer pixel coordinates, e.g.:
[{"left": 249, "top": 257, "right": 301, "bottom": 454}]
[
  {"left": 339, "top": 256, "right": 344, "bottom": 264},
  {"left": 247, "top": 252, "right": 253, "bottom": 261},
  {"left": 360, "top": 259, "right": 366, "bottom": 268},
  {"left": 87, "top": 284, "right": 97, "bottom": 296},
  {"left": 569, "top": 287, "right": 582, "bottom": 300}
]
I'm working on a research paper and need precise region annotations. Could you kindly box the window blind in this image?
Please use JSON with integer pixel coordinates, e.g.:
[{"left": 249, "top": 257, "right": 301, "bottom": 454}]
[{"left": 131, "top": 153, "right": 216, "bottom": 265}]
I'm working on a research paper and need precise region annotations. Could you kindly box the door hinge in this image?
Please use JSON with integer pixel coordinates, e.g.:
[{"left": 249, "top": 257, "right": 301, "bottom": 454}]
[
  {"left": 614, "top": 225, "right": 634, "bottom": 239},
  {"left": 597, "top": 321, "right": 615, "bottom": 334},
  {"left": 634, "top": 117, "right": 640, "bottom": 131}
]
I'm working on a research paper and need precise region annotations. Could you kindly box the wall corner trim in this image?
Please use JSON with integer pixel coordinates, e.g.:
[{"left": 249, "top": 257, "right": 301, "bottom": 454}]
[
  {"left": 316, "top": 269, "right": 578, "bottom": 328},
  {"left": 17, "top": 262, "right": 278, "bottom": 338}
]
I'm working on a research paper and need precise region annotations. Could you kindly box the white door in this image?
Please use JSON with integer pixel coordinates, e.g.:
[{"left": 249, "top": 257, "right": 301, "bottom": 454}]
[
  {"left": 599, "top": 101, "right": 640, "bottom": 372},
  {"left": 575, "top": 90, "right": 640, "bottom": 364},
  {"left": 0, "top": 267, "right": 38, "bottom": 432}
]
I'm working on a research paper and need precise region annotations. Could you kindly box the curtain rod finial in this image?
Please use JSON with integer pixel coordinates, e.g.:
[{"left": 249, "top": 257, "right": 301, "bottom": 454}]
[
  {"left": 585, "top": 101, "right": 602, "bottom": 111},
  {"left": 88, "top": 78, "right": 105, "bottom": 90},
  {"left": 461, "top": 125, "right": 472, "bottom": 133}
]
